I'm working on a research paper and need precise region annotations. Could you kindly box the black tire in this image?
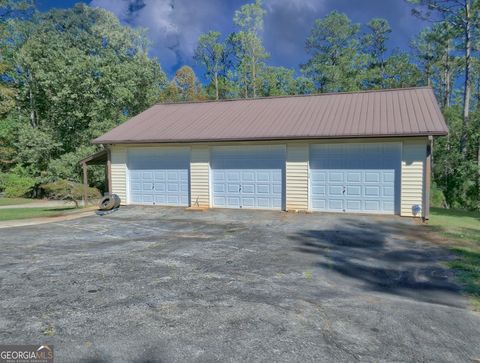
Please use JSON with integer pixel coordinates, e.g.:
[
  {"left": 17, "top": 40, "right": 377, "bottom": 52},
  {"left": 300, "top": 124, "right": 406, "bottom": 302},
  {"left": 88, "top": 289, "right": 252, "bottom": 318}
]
[
  {"left": 112, "top": 194, "right": 121, "bottom": 208},
  {"left": 99, "top": 195, "right": 115, "bottom": 211}
]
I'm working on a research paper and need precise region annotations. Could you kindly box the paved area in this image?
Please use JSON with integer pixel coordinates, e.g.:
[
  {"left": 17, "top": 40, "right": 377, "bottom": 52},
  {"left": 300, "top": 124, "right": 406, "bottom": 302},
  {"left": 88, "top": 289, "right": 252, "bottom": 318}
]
[{"left": 0, "top": 206, "right": 479, "bottom": 362}]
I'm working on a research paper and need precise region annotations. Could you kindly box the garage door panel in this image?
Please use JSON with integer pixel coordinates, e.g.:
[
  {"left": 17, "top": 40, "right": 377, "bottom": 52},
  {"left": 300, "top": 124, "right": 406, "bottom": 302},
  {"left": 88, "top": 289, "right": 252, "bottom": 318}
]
[
  {"left": 213, "top": 196, "right": 226, "bottom": 207},
  {"left": 212, "top": 146, "right": 284, "bottom": 210},
  {"left": 329, "top": 172, "right": 344, "bottom": 182},
  {"left": 329, "top": 185, "right": 344, "bottom": 196},
  {"left": 242, "top": 198, "right": 255, "bottom": 208},
  {"left": 227, "top": 197, "right": 241, "bottom": 207},
  {"left": 365, "top": 172, "right": 381, "bottom": 183},
  {"left": 328, "top": 199, "right": 344, "bottom": 210},
  {"left": 383, "top": 186, "right": 394, "bottom": 197},
  {"left": 242, "top": 172, "right": 255, "bottom": 182},
  {"left": 347, "top": 185, "right": 361, "bottom": 196},
  {"left": 383, "top": 172, "right": 394, "bottom": 183},
  {"left": 213, "top": 183, "right": 225, "bottom": 193},
  {"left": 142, "top": 171, "right": 154, "bottom": 180},
  {"left": 310, "top": 143, "right": 401, "bottom": 214},
  {"left": 347, "top": 172, "right": 361, "bottom": 183},
  {"left": 365, "top": 186, "right": 380, "bottom": 197},
  {"left": 154, "top": 183, "right": 165, "bottom": 192},
  {"left": 311, "top": 185, "right": 326, "bottom": 196},
  {"left": 365, "top": 200, "right": 381, "bottom": 211},
  {"left": 227, "top": 172, "right": 240, "bottom": 182},
  {"left": 242, "top": 184, "right": 255, "bottom": 194},
  {"left": 346, "top": 200, "right": 361, "bottom": 210},
  {"left": 227, "top": 184, "right": 240, "bottom": 193},
  {"left": 128, "top": 148, "right": 190, "bottom": 206},
  {"left": 312, "top": 199, "right": 326, "bottom": 209}
]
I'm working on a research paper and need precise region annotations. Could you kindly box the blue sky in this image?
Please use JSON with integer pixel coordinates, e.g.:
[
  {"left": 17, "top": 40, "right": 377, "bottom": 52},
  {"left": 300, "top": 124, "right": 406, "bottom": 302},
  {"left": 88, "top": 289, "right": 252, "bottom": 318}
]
[{"left": 37, "top": 0, "right": 428, "bottom": 79}]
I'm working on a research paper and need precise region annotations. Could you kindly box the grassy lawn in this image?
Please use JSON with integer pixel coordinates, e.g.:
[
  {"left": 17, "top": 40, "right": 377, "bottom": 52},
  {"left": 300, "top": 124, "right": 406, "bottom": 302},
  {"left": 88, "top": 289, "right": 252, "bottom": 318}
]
[
  {"left": 0, "top": 207, "right": 77, "bottom": 221},
  {"left": 427, "top": 208, "right": 480, "bottom": 310},
  {"left": 0, "top": 197, "right": 35, "bottom": 206}
]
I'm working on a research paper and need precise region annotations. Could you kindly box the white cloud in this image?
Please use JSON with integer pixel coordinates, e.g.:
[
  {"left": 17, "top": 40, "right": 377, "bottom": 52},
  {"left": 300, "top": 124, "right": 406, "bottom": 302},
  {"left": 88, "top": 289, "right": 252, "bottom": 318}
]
[{"left": 90, "top": 0, "right": 230, "bottom": 72}]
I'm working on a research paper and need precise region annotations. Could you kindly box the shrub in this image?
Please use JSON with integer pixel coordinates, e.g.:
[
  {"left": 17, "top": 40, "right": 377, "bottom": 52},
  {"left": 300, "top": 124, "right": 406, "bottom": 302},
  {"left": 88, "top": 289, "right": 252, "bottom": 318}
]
[
  {"left": 42, "top": 179, "right": 101, "bottom": 208},
  {"left": 0, "top": 173, "right": 36, "bottom": 197},
  {"left": 431, "top": 182, "right": 447, "bottom": 208}
]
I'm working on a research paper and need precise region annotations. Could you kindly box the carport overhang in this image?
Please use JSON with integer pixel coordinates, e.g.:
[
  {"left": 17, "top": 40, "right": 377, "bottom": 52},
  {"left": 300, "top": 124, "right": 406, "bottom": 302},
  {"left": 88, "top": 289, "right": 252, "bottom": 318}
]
[{"left": 79, "top": 149, "right": 111, "bottom": 206}]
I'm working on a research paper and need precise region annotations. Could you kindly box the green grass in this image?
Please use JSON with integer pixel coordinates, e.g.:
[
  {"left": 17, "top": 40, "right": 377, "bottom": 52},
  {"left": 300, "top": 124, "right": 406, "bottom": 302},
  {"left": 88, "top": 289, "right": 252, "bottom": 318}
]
[
  {"left": 0, "top": 207, "right": 77, "bottom": 221},
  {"left": 0, "top": 197, "right": 35, "bottom": 206},
  {"left": 427, "top": 207, "right": 480, "bottom": 310}
]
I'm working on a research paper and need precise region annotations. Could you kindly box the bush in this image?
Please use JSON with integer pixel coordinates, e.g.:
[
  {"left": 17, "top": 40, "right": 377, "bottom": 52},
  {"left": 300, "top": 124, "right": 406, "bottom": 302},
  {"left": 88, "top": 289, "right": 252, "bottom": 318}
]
[
  {"left": 42, "top": 179, "right": 101, "bottom": 207},
  {"left": 431, "top": 182, "right": 447, "bottom": 208},
  {"left": 0, "top": 173, "right": 36, "bottom": 197}
]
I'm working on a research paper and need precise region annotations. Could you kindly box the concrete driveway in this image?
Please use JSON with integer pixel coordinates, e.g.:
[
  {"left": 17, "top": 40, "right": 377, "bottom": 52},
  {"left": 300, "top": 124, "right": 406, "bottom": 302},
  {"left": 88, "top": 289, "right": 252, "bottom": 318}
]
[{"left": 0, "top": 206, "right": 479, "bottom": 362}]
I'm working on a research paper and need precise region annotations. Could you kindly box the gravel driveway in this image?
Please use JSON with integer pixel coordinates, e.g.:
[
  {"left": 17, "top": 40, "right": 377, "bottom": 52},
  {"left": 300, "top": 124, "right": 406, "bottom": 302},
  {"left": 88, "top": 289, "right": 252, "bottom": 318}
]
[{"left": 0, "top": 206, "right": 479, "bottom": 362}]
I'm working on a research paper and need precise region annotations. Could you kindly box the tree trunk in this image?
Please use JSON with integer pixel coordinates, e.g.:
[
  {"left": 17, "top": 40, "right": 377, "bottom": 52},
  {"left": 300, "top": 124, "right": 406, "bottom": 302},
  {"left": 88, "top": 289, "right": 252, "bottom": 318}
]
[
  {"left": 28, "top": 70, "right": 37, "bottom": 128},
  {"left": 443, "top": 42, "right": 451, "bottom": 108},
  {"left": 252, "top": 56, "right": 256, "bottom": 98},
  {"left": 460, "top": 0, "right": 472, "bottom": 155}
]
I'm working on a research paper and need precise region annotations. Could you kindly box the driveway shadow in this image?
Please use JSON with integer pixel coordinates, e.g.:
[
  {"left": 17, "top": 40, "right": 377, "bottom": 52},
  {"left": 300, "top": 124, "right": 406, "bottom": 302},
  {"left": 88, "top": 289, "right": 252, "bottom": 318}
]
[{"left": 290, "top": 218, "right": 463, "bottom": 307}]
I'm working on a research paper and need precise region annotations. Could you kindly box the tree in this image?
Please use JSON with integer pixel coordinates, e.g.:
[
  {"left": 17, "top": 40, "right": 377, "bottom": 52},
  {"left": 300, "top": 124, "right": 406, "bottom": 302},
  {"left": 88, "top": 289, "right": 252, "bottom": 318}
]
[
  {"left": 383, "top": 52, "right": 422, "bottom": 88},
  {"left": 411, "top": 22, "right": 459, "bottom": 107},
  {"left": 1, "top": 3, "right": 167, "bottom": 192},
  {"left": 364, "top": 18, "right": 392, "bottom": 88},
  {"left": 194, "top": 31, "right": 229, "bottom": 100},
  {"left": 408, "top": 0, "right": 480, "bottom": 155},
  {"left": 301, "top": 11, "right": 367, "bottom": 92},
  {"left": 258, "top": 66, "right": 296, "bottom": 96},
  {"left": 172, "top": 65, "right": 201, "bottom": 101},
  {"left": 232, "top": 0, "right": 268, "bottom": 98}
]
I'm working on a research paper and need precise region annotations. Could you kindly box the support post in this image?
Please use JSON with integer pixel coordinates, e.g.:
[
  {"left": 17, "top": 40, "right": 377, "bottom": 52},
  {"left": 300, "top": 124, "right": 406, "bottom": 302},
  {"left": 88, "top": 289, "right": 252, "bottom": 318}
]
[
  {"left": 423, "top": 136, "right": 433, "bottom": 221},
  {"left": 107, "top": 148, "right": 112, "bottom": 195},
  {"left": 82, "top": 162, "right": 88, "bottom": 208}
]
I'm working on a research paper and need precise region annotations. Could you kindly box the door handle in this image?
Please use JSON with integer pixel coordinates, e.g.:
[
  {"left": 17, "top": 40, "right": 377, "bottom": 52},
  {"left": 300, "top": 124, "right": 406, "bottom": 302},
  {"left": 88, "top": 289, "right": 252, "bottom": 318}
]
[
  {"left": 342, "top": 186, "right": 346, "bottom": 194},
  {"left": 239, "top": 184, "right": 242, "bottom": 192}
]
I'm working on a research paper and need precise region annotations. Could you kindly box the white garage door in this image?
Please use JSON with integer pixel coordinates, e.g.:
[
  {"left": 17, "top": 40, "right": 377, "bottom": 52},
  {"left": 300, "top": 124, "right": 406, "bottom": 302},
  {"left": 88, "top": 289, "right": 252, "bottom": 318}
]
[
  {"left": 211, "top": 146, "right": 285, "bottom": 210},
  {"left": 128, "top": 148, "right": 190, "bottom": 206},
  {"left": 310, "top": 143, "right": 401, "bottom": 214}
]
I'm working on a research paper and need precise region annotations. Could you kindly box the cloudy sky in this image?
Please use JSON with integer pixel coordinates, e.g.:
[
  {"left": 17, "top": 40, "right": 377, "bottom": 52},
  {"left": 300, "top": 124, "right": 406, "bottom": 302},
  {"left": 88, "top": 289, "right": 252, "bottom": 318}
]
[{"left": 37, "top": 0, "right": 427, "bottom": 79}]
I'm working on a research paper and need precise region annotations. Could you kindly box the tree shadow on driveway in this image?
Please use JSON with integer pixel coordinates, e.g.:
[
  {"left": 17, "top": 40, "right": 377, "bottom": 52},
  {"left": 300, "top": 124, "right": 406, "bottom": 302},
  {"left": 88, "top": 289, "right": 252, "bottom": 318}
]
[{"left": 289, "top": 218, "right": 464, "bottom": 307}]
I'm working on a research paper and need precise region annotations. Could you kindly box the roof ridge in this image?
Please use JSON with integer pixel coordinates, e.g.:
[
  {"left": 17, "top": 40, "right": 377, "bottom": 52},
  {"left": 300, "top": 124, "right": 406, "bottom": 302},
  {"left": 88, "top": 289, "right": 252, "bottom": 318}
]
[{"left": 156, "top": 86, "right": 433, "bottom": 106}]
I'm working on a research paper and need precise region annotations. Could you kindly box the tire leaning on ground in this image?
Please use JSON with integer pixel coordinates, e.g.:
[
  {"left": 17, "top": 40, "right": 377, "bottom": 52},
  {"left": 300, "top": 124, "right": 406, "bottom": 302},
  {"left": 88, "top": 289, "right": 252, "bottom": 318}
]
[
  {"left": 99, "top": 194, "right": 121, "bottom": 211},
  {"left": 112, "top": 194, "right": 121, "bottom": 208}
]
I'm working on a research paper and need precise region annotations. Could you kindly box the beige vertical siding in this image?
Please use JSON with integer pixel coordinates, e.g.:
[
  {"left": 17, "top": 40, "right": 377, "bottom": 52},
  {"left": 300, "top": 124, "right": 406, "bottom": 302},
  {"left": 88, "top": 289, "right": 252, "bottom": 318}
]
[
  {"left": 190, "top": 146, "right": 210, "bottom": 208},
  {"left": 401, "top": 139, "right": 427, "bottom": 217},
  {"left": 110, "top": 146, "right": 127, "bottom": 204},
  {"left": 286, "top": 143, "right": 309, "bottom": 211}
]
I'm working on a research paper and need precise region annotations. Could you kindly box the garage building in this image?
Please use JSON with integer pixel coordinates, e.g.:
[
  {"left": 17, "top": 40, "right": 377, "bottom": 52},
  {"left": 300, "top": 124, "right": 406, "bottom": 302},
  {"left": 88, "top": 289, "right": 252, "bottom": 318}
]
[{"left": 92, "top": 87, "right": 448, "bottom": 218}]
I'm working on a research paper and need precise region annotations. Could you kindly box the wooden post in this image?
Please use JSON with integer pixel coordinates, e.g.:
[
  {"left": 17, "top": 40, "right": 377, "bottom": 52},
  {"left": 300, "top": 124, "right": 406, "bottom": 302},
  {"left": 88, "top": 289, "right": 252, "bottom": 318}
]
[
  {"left": 423, "top": 136, "right": 433, "bottom": 221},
  {"left": 107, "top": 148, "right": 112, "bottom": 195},
  {"left": 82, "top": 162, "right": 88, "bottom": 208}
]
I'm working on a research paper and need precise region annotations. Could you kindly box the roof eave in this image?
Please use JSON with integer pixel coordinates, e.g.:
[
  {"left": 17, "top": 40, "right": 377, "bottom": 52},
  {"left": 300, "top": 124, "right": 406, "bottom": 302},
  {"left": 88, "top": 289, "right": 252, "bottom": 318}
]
[{"left": 92, "top": 132, "right": 448, "bottom": 145}]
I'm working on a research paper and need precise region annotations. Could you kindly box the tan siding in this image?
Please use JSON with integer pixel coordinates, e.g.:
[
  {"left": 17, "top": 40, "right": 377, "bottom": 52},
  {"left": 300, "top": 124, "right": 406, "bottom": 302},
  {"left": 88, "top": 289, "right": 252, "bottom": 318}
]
[
  {"left": 286, "top": 144, "right": 309, "bottom": 211},
  {"left": 110, "top": 146, "right": 127, "bottom": 204},
  {"left": 401, "top": 140, "right": 426, "bottom": 217},
  {"left": 190, "top": 146, "right": 210, "bottom": 207}
]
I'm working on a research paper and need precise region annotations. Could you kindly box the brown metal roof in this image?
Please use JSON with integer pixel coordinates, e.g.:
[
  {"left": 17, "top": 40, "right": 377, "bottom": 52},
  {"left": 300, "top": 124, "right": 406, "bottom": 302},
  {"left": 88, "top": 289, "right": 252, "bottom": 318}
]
[{"left": 93, "top": 87, "right": 448, "bottom": 144}]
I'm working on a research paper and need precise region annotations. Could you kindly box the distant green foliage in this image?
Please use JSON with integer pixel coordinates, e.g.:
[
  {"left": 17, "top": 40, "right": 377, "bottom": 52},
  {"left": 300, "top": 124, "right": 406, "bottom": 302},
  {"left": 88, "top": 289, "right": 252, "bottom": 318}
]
[
  {"left": 0, "top": 172, "right": 35, "bottom": 197},
  {"left": 42, "top": 179, "right": 101, "bottom": 207},
  {"left": 430, "top": 182, "right": 447, "bottom": 208},
  {"left": 0, "top": 4, "right": 167, "bottom": 192}
]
